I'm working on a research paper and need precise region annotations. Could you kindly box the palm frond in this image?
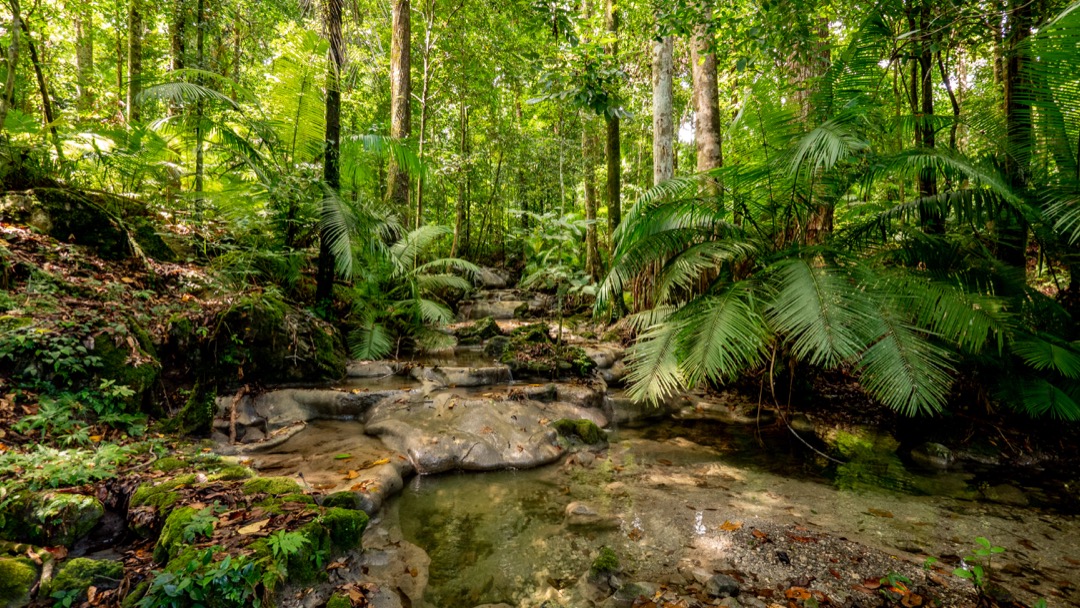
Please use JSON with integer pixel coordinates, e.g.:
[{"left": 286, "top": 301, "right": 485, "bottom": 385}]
[
  {"left": 856, "top": 314, "right": 954, "bottom": 416},
  {"left": 677, "top": 283, "right": 769, "bottom": 386},
  {"left": 624, "top": 319, "right": 685, "bottom": 406},
  {"left": 350, "top": 321, "right": 393, "bottom": 360},
  {"left": 1013, "top": 334, "right": 1080, "bottom": 378}
]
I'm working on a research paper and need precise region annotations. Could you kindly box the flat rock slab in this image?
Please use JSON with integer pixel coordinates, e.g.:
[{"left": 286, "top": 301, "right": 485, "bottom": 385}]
[
  {"left": 365, "top": 392, "right": 606, "bottom": 474},
  {"left": 218, "top": 388, "right": 408, "bottom": 431},
  {"left": 246, "top": 420, "right": 413, "bottom": 516}
]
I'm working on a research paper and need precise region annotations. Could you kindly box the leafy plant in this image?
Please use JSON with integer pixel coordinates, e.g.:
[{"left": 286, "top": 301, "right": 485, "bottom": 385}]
[
  {"left": 266, "top": 530, "right": 309, "bottom": 560},
  {"left": 952, "top": 536, "right": 1005, "bottom": 590},
  {"left": 182, "top": 507, "right": 218, "bottom": 543},
  {"left": 0, "top": 444, "right": 131, "bottom": 491},
  {"left": 138, "top": 547, "right": 264, "bottom": 608},
  {"left": 347, "top": 225, "right": 479, "bottom": 359}
]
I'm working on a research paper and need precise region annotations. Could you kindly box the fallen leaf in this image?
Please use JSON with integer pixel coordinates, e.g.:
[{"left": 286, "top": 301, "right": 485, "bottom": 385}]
[
  {"left": 346, "top": 470, "right": 360, "bottom": 480},
  {"left": 719, "top": 520, "right": 743, "bottom": 532},
  {"left": 45, "top": 546, "right": 68, "bottom": 560},
  {"left": 784, "top": 587, "right": 811, "bottom": 600},
  {"left": 752, "top": 529, "right": 768, "bottom": 540},
  {"left": 867, "top": 508, "right": 894, "bottom": 518},
  {"left": 862, "top": 578, "right": 882, "bottom": 590},
  {"left": 902, "top": 592, "right": 924, "bottom": 607},
  {"left": 334, "top": 453, "right": 353, "bottom": 460},
  {"left": 89, "top": 435, "right": 103, "bottom": 442},
  {"left": 238, "top": 520, "right": 269, "bottom": 535},
  {"left": 829, "top": 568, "right": 841, "bottom": 579}
]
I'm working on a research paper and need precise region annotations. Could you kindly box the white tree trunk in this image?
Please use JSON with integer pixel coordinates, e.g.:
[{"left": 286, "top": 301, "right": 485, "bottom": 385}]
[{"left": 652, "top": 35, "right": 674, "bottom": 185}]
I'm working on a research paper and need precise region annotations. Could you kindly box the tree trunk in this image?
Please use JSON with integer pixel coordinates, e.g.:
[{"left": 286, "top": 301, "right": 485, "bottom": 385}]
[
  {"left": 127, "top": 0, "right": 143, "bottom": 122},
  {"left": 74, "top": 2, "right": 94, "bottom": 111},
  {"left": 415, "top": 0, "right": 435, "bottom": 230},
  {"left": 691, "top": 12, "right": 722, "bottom": 194},
  {"left": 1000, "top": 0, "right": 1031, "bottom": 269},
  {"left": 652, "top": 34, "right": 674, "bottom": 186},
  {"left": 170, "top": 0, "right": 185, "bottom": 75},
  {"left": 917, "top": 0, "right": 942, "bottom": 234},
  {"left": 604, "top": 0, "right": 620, "bottom": 238},
  {"left": 316, "top": 0, "right": 344, "bottom": 304},
  {"left": 387, "top": 0, "right": 412, "bottom": 218},
  {"left": 451, "top": 102, "right": 468, "bottom": 257},
  {"left": 194, "top": 0, "right": 205, "bottom": 207},
  {"left": 583, "top": 114, "right": 601, "bottom": 282},
  {"left": 0, "top": 0, "right": 20, "bottom": 131},
  {"left": 20, "top": 20, "right": 63, "bottom": 160}
]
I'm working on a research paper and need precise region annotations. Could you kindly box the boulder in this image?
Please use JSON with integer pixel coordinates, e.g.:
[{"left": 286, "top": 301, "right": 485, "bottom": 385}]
[
  {"left": 605, "top": 582, "right": 659, "bottom": 608},
  {"left": 910, "top": 442, "right": 954, "bottom": 470},
  {"left": 42, "top": 558, "right": 124, "bottom": 600},
  {"left": 0, "top": 557, "right": 38, "bottom": 608},
  {"left": 705, "top": 573, "right": 741, "bottom": 598},
  {"left": 455, "top": 317, "right": 504, "bottom": 345},
  {"left": 0, "top": 492, "right": 104, "bottom": 547}
]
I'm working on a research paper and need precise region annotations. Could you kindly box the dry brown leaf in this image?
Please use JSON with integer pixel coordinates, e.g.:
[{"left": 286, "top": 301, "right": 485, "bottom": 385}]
[
  {"left": 752, "top": 529, "right": 768, "bottom": 540},
  {"left": 346, "top": 470, "right": 360, "bottom": 480},
  {"left": 867, "top": 508, "right": 894, "bottom": 518},
  {"left": 902, "top": 593, "right": 924, "bottom": 607},
  {"left": 719, "top": 520, "right": 743, "bottom": 532},
  {"left": 238, "top": 519, "right": 269, "bottom": 535},
  {"left": 784, "top": 587, "right": 811, "bottom": 600}
]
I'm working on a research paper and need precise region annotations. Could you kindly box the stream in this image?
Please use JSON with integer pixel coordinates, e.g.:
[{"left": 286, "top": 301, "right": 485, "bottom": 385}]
[{"left": 226, "top": 293, "right": 1080, "bottom": 608}]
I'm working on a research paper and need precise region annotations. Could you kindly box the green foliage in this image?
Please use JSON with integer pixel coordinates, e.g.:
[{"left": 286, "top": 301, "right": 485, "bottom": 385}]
[
  {"left": 0, "top": 444, "right": 130, "bottom": 491},
  {"left": 952, "top": 537, "right": 1005, "bottom": 589},
  {"left": 267, "top": 530, "right": 309, "bottom": 560},
  {"left": 138, "top": 548, "right": 265, "bottom": 608},
  {"left": 590, "top": 546, "right": 619, "bottom": 576},
  {"left": 347, "top": 226, "right": 478, "bottom": 359}
]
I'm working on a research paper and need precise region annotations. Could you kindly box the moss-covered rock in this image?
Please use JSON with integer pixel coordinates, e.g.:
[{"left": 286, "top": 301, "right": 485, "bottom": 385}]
[
  {"left": 210, "top": 465, "right": 254, "bottom": 481},
  {"left": 41, "top": 558, "right": 123, "bottom": 599},
  {"left": 92, "top": 327, "right": 161, "bottom": 412},
  {"left": 0, "top": 492, "right": 104, "bottom": 547},
  {"left": 455, "top": 317, "right": 503, "bottom": 345},
  {"left": 130, "top": 475, "right": 197, "bottom": 512},
  {"left": 153, "top": 507, "right": 200, "bottom": 564},
  {"left": 487, "top": 324, "right": 596, "bottom": 378},
  {"left": 321, "top": 492, "right": 360, "bottom": 510},
  {"left": 326, "top": 593, "right": 352, "bottom": 608},
  {"left": 553, "top": 419, "right": 607, "bottom": 445},
  {"left": 287, "top": 522, "right": 332, "bottom": 584},
  {"left": 321, "top": 508, "right": 368, "bottom": 550},
  {"left": 0, "top": 557, "right": 38, "bottom": 608},
  {"left": 0, "top": 189, "right": 130, "bottom": 260},
  {"left": 168, "top": 385, "right": 217, "bottom": 436},
  {"left": 242, "top": 476, "right": 304, "bottom": 496},
  {"left": 206, "top": 293, "right": 346, "bottom": 386},
  {"left": 152, "top": 457, "right": 188, "bottom": 473},
  {"left": 590, "top": 546, "right": 619, "bottom": 576},
  {"left": 119, "top": 580, "right": 150, "bottom": 608}
]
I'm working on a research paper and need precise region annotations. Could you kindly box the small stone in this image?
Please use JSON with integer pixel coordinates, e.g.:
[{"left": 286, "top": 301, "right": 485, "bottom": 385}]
[
  {"left": 610, "top": 582, "right": 658, "bottom": 607},
  {"left": 241, "top": 427, "right": 266, "bottom": 443},
  {"left": 720, "top": 598, "right": 742, "bottom": 608},
  {"left": 689, "top": 567, "right": 712, "bottom": 585},
  {"left": 705, "top": 573, "right": 740, "bottom": 598}
]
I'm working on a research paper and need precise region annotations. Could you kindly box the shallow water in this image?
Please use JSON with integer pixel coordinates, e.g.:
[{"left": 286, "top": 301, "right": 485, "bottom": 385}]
[{"left": 397, "top": 420, "right": 1080, "bottom": 607}]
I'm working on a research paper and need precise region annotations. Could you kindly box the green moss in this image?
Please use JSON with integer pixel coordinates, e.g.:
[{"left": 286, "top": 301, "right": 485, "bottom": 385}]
[
  {"left": 129, "top": 474, "right": 197, "bottom": 513},
  {"left": 326, "top": 593, "right": 352, "bottom": 608},
  {"left": 553, "top": 419, "right": 607, "bottom": 445},
  {"left": 169, "top": 385, "right": 217, "bottom": 436},
  {"left": 456, "top": 317, "right": 503, "bottom": 345},
  {"left": 590, "top": 546, "right": 619, "bottom": 576},
  {"left": 827, "top": 427, "right": 900, "bottom": 459},
  {"left": 491, "top": 324, "right": 597, "bottom": 378},
  {"left": 2, "top": 492, "right": 104, "bottom": 547},
  {"left": 322, "top": 492, "right": 360, "bottom": 510},
  {"left": 0, "top": 557, "right": 38, "bottom": 607},
  {"left": 152, "top": 457, "right": 188, "bottom": 473},
  {"left": 510, "top": 323, "right": 551, "bottom": 343},
  {"left": 242, "top": 476, "right": 304, "bottom": 496},
  {"left": 92, "top": 328, "right": 161, "bottom": 411},
  {"left": 210, "top": 465, "right": 254, "bottom": 481},
  {"left": 119, "top": 580, "right": 150, "bottom": 608},
  {"left": 42, "top": 558, "right": 123, "bottom": 599},
  {"left": 153, "top": 507, "right": 199, "bottom": 564},
  {"left": 287, "top": 522, "right": 331, "bottom": 584},
  {"left": 320, "top": 508, "right": 368, "bottom": 550}
]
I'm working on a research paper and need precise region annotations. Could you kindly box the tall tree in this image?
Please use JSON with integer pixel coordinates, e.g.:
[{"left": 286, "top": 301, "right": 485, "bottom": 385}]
[
  {"left": 999, "top": 0, "right": 1032, "bottom": 268},
  {"left": 652, "top": 32, "right": 674, "bottom": 186},
  {"left": 603, "top": 0, "right": 620, "bottom": 237},
  {"left": 0, "top": 0, "right": 20, "bottom": 131},
  {"left": 74, "top": 1, "right": 94, "bottom": 111},
  {"left": 691, "top": 1, "right": 722, "bottom": 194},
  {"left": 316, "top": 0, "right": 344, "bottom": 303},
  {"left": 20, "top": 20, "right": 63, "bottom": 159},
  {"left": 126, "top": 0, "right": 143, "bottom": 122},
  {"left": 387, "top": 0, "right": 412, "bottom": 217},
  {"left": 194, "top": 0, "right": 206, "bottom": 202}
]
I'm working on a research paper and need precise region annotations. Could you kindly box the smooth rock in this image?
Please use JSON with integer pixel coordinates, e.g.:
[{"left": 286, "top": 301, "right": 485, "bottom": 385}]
[
  {"left": 607, "top": 582, "right": 658, "bottom": 608},
  {"left": 705, "top": 573, "right": 741, "bottom": 598}
]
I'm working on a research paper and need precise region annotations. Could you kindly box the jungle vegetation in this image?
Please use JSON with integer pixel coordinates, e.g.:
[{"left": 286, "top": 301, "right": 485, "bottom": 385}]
[{"left": 0, "top": 0, "right": 1079, "bottom": 421}]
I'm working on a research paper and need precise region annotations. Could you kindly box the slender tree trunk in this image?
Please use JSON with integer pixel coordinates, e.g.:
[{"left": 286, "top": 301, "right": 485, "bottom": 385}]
[
  {"left": 0, "top": 0, "right": 21, "bottom": 132},
  {"left": 452, "top": 102, "right": 468, "bottom": 257},
  {"left": 194, "top": 0, "right": 205, "bottom": 207},
  {"left": 415, "top": 0, "right": 435, "bottom": 230},
  {"left": 74, "top": 2, "right": 94, "bottom": 111},
  {"left": 1000, "top": 0, "right": 1031, "bottom": 269},
  {"left": 115, "top": 9, "right": 123, "bottom": 116},
  {"left": 170, "top": 0, "right": 186, "bottom": 75},
  {"left": 316, "top": 0, "right": 344, "bottom": 304},
  {"left": 20, "top": 21, "right": 63, "bottom": 160},
  {"left": 583, "top": 114, "right": 601, "bottom": 282},
  {"left": 387, "top": 0, "right": 412, "bottom": 218},
  {"left": 936, "top": 50, "right": 960, "bottom": 150},
  {"left": 917, "top": 0, "right": 942, "bottom": 234},
  {"left": 691, "top": 8, "right": 722, "bottom": 194},
  {"left": 652, "top": 34, "right": 674, "bottom": 186},
  {"left": 127, "top": 0, "right": 143, "bottom": 122},
  {"left": 604, "top": 0, "right": 620, "bottom": 238}
]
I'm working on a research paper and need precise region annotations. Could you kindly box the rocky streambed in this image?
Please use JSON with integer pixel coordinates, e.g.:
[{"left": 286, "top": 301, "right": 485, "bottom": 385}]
[{"left": 209, "top": 305, "right": 1080, "bottom": 608}]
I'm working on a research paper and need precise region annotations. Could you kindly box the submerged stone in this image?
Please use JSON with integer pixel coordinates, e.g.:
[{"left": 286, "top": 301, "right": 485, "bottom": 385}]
[
  {"left": 910, "top": 442, "right": 954, "bottom": 470},
  {"left": 553, "top": 418, "right": 607, "bottom": 445}
]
